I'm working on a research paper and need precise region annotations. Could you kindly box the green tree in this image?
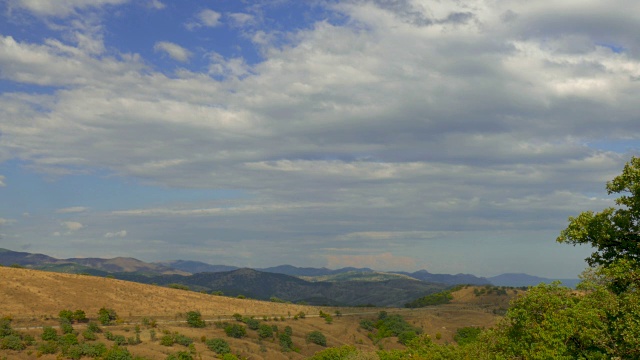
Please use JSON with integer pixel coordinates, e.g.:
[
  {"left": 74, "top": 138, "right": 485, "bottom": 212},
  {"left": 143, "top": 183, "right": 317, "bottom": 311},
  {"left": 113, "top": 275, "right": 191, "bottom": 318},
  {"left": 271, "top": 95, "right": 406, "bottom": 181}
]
[
  {"left": 186, "top": 311, "right": 206, "bottom": 328},
  {"left": 206, "top": 338, "right": 231, "bottom": 354},
  {"left": 98, "top": 307, "right": 118, "bottom": 325},
  {"left": 558, "top": 156, "right": 640, "bottom": 267},
  {"left": 306, "top": 331, "right": 327, "bottom": 346}
]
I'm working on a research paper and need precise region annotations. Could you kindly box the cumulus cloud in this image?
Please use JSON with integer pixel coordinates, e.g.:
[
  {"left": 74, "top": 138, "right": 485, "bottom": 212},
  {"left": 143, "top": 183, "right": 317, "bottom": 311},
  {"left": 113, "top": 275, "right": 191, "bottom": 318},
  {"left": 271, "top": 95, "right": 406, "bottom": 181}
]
[
  {"left": 1, "top": 0, "right": 640, "bottom": 276},
  {"left": 55, "top": 206, "right": 89, "bottom": 214},
  {"left": 0, "top": 218, "right": 16, "bottom": 226},
  {"left": 9, "top": 0, "right": 130, "bottom": 17},
  {"left": 153, "top": 41, "right": 191, "bottom": 62},
  {"left": 186, "top": 9, "right": 221, "bottom": 29},
  {"left": 61, "top": 221, "right": 83, "bottom": 232},
  {"left": 104, "top": 230, "right": 127, "bottom": 238}
]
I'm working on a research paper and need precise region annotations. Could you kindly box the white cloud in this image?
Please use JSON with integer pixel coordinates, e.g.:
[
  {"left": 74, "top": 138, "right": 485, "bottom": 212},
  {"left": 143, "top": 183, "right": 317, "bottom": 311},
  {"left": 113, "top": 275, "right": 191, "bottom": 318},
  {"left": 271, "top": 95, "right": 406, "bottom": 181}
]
[
  {"left": 61, "top": 221, "right": 83, "bottom": 232},
  {"left": 228, "top": 12, "right": 254, "bottom": 27},
  {"left": 55, "top": 206, "right": 89, "bottom": 214},
  {"left": 0, "top": 175, "right": 5, "bottom": 187},
  {"left": 153, "top": 41, "right": 191, "bottom": 62},
  {"left": 1, "top": 0, "right": 640, "bottom": 276},
  {"left": 9, "top": 0, "right": 130, "bottom": 17},
  {"left": 0, "top": 218, "right": 16, "bottom": 226},
  {"left": 186, "top": 9, "right": 221, "bottom": 30},
  {"left": 104, "top": 230, "right": 127, "bottom": 238},
  {"left": 148, "top": 0, "right": 164, "bottom": 10}
]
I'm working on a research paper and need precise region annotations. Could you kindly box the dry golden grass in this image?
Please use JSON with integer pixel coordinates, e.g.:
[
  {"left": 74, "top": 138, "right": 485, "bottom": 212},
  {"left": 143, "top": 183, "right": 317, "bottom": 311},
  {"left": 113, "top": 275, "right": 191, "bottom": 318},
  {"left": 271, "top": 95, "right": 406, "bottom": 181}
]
[{"left": 0, "top": 267, "right": 517, "bottom": 359}]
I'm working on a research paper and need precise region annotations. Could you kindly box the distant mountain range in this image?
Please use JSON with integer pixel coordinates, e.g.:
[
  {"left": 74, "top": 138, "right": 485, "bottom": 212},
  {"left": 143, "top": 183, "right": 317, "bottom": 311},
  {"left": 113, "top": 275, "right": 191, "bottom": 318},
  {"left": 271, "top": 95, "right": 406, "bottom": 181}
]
[
  {"left": 0, "top": 248, "right": 580, "bottom": 292},
  {"left": 487, "top": 273, "right": 581, "bottom": 288}
]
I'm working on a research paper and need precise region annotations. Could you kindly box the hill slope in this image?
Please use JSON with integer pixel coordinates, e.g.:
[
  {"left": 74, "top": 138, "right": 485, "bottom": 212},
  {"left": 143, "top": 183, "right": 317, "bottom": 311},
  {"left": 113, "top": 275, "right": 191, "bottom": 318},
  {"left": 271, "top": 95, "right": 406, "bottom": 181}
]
[{"left": 115, "top": 268, "right": 448, "bottom": 307}]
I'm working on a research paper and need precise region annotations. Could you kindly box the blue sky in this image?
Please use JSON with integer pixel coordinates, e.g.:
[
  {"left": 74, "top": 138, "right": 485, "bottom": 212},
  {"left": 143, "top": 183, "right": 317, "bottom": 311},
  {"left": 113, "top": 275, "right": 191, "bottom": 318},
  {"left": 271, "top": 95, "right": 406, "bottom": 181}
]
[{"left": 1, "top": 0, "right": 639, "bottom": 278}]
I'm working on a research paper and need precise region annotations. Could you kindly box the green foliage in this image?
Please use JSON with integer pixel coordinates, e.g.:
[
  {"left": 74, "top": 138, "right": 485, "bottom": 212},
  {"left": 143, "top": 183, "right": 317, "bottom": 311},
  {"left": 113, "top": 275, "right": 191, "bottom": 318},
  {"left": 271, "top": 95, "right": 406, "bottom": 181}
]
[
  {"left": 59, "top": 309, "right": 74, "bottom": 322},
  {"left": 60, "top": 318, "right": 74, "bottom": 334},
  {"left": 397, "top": 331, "right": 417, "bottom": 345},
  {"left": 186, "top": 311, "right": 206, "bottom": 328},
  {"left": 166, "top": 351, "right": 193, "bottom": 360},
  {"left": 453, "top": 326, "right": 482, "bottom": 346},
  {"left": 232, "top": 313, "right": 242, "bottom": 321},
  {"left": 159, "top": 332, "right": 193, "bottom": 347},
  {"left": 360, "top": 319, "right": 375, "bottom": 331},
  {"left": 87, "top": 321, "right": 102, "bottom": 333},
  {"left": 405, "top": 289, "right": 454, "bottom": 308},
  {"left": 82, "top": 329, "right": 98, "bottom": 341},
  {"left": 41, "top": 326, "right": 58, "bottom": 341},
  {"left": 37, "top": 340, "right": 58, "bottom": 354},
  {"left": 244, "top": 317, "right": 260, "bottom": 330},
  {"left": 284, "top": 326, "right": 292, "bottom": 336},
  {"left": 257, "top": 323, "right": 273, "bottom": 338},
  {"left": 103, "top": 345, "right": 133, "bottom": 360},
  {"left": 98, "top": 307, "right": 118, "bottom": 325},
  {"left": 307, "top": 345, "right": 359, "bottom": 360},
  {"left": 306, "top": 331, "right": 327, "bottom": 346},
  {"left": 206, "top": 338, "right": 231, "bottom": 354},
  {"left": 224, "top": 324, "right": 246, "bottom": 338},
  {"left": 167, "top": 283, "right": 190, "bottom": 290},
  {"left": 558, "top": 156, "right": 640, "bottom": 267},
  {"left": 0, "top": 334, "right": 25, "bottom": 350},
  {"left": 279, "top": 333, "right": 293, "bottom": 352},
  {"left": 0, "top": 317, "right": 12, "bottom": 337},
  {"left": 73, "top": 309, "right": 88, "bottom": 323},
  {"left": 222, "top": 354, "right": 239, "bottom": 360}
]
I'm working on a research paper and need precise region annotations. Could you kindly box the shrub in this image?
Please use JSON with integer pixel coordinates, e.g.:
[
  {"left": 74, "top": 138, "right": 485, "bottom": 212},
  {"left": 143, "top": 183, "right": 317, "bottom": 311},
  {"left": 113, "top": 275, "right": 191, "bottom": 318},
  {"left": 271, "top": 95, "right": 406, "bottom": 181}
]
[
  {"left": 166, "top": 351, "right": 193, "bottom": 360},
  {"left": 398, "top": 331, "right": 418, "bottom": 345},
  {"left": 257, "top": 324, "right": 273, "bottom": 338},
  {"left": 224, "top": 324, "right": 246, "bottom": 338},
  {"left": 284, "top": 326, "right": 292, "bottom": 336},
  {"left": 307, "top": 345, "right": 359, "bottom": 360},
  {"left": 0, "top": 334, "right": 25, "bottom": 350},
  {"left": 360, "top": 319, "right": 375, "bottom": 331},
  {"left": 168, "top": 283, "right": 190, "bottom": 290},
  {"left": 98, "top": 307, "right": 118, "bottom": 325},
  {"left": 206, "top": 338, "right": 231, "bottom": 354},
  {"left": 60, "top": 318, "right": 74, "bottom": 334},
  {"left": 58, "top": 333, "right": 79, "bottom": 348},
  {"left": 279, "top": 333, "right": 293, "bottom": 352},
  {"left": 0, "top": 317, "right": 12, "bottom": 337},
  {"left": 186, "top": 311, "right": 206, "bottom": 328},
  {"left": 37, "top": 340, "right": 58, "bottom": 354},
  {"left": 306, "top": 331, "right": 327, "bottom": 346},
  {"left": 82, "top": 329, "right": 98, "bottom": 341},
  {"left": 59, "top": 309, "right": 74, "bottom": 323},
  {"left": 244, "top": 317, "right": 260, "bottom": 330},
  {"left": 103, "top": 345, "right": 133, "bottom": 360},
  {"left": 161, "top": 334, "right": 175, "bottom": 346},
  {"left": 232, "top": 313, "right": 242, "bottom": 322},
  {"left": 87, "top": 322, "right": 102, "bottom": 333},
  {"left": 453, "top": 326, "right": 482, "bottom": 346},
  {"left": 222, "top": 354, "right": 239, "bottom": 360},
  {"left": 173, "top": 333, "right": 193, "bottom": 347},
  {"left": 73, "top": 309, "right": 88, "bottom": 323},
  {"left": 41, "top": 326, "right": 58, "bottom": 341}
]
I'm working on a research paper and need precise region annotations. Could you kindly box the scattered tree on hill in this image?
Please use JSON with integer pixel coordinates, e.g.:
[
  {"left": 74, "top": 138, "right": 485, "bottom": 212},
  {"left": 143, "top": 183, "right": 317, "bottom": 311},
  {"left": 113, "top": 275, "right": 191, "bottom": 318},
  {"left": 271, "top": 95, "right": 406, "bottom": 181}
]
[
  {"left": 306, "top": 331, "right": 327, "bottom": 346},
  {"left": 98, "top": 307, "right": 118, "bottom": 325},
  {"left": 224, "top": 324, "right": 246, "bottom": 338},
  {"left": 186, "top": 311, "right": 206, "bottom": 328},
  {"left": 206, "top": 338, "right": 231, "bottom": 354}
]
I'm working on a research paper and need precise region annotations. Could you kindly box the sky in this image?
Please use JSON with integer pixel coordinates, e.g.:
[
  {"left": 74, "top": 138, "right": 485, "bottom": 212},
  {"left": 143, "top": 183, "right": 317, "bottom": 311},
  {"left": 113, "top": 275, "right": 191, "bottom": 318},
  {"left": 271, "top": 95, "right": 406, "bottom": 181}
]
[{"left": 0, "top": 0, "right": 639, "bottom": 279}]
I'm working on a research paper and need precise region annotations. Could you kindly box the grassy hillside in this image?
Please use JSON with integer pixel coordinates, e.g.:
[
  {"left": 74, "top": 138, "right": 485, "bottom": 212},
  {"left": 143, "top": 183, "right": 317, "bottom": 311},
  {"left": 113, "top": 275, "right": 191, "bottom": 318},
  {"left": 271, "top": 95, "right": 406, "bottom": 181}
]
[{"left": 0, "top": 267, "right": 510, "bottom": 359}]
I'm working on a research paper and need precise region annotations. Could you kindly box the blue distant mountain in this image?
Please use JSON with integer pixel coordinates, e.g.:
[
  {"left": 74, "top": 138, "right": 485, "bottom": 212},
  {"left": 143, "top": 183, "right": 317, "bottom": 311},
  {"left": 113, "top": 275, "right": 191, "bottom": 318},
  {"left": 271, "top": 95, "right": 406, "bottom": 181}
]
[{"left": 488, "top": 273, "right": 580, "bottom": 288}]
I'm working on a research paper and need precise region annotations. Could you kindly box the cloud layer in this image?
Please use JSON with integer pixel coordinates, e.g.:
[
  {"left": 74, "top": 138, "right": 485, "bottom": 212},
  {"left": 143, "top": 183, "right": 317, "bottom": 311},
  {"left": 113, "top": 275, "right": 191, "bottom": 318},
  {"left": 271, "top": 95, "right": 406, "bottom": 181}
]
[{"left": 1, "top": 0, "right": 639, "bottom": 277}]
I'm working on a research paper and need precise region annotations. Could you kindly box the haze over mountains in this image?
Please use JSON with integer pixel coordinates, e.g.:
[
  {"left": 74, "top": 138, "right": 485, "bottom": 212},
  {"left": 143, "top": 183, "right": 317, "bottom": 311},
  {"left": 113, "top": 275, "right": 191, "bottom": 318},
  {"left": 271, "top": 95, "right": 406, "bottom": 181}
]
[{"left": 0, "top": 248, "right": 580, "bottom": 302}]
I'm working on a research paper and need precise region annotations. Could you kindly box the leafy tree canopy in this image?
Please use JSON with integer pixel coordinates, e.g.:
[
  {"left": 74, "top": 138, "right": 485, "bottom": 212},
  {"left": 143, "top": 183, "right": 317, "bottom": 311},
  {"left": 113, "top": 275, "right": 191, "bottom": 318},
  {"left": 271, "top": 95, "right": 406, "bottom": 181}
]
[{"left": 558, "top": 157, "right": 640, "bottom": 267}]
